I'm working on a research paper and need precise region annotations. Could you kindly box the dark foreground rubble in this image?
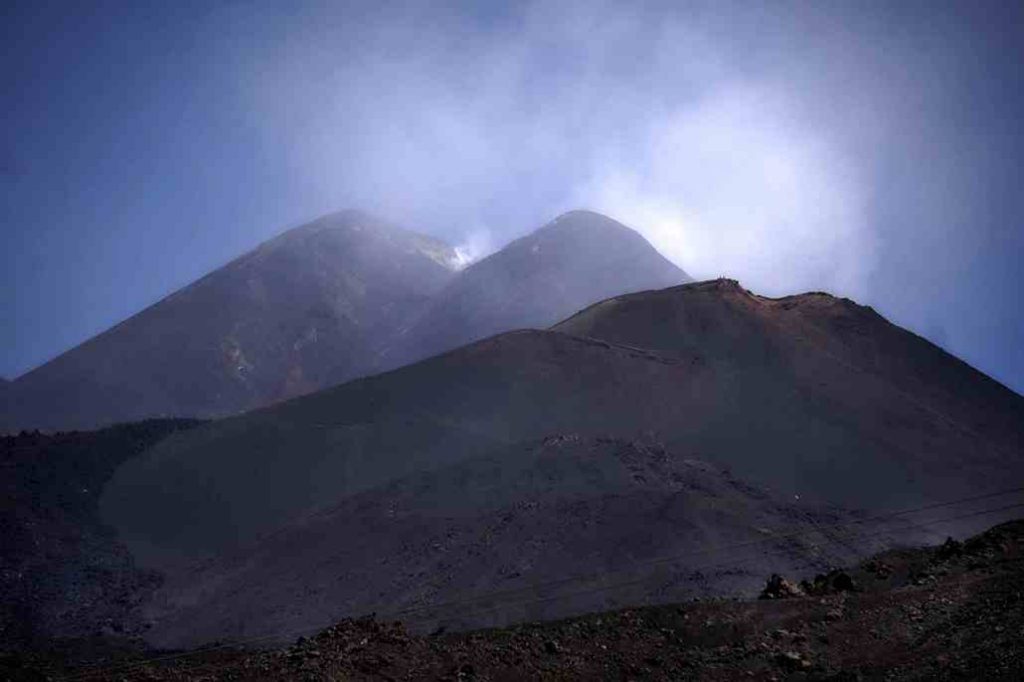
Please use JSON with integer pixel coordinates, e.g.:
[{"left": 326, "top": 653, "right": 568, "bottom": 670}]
[{"left": 5, "top": 520, "right": 1024, "bottom": 681}]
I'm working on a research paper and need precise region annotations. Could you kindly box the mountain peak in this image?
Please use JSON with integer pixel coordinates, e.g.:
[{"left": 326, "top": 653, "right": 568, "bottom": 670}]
[
  {"left": 514, "top": 211, "right": 686, "bottom": 277},
  {"left": 378, "top": 210, "right": 692, "bottom": 370},
  {"left": 2, "top": 211, "right": 460, "bottom": 431},
  {"left": 274, "top": 209, "right": 401, "bottom": 241},
  {"left": 548, "top": 208, "right": 616, "bottom": 223},
  {"left": 540, "top": 209, "right": 639, "bottom": 237},
  {"left": 259, "top": 209, "right": 462, "bottom": 272},
  {"left": 496, "top": 210, "right": 678, "bottom": 265}
]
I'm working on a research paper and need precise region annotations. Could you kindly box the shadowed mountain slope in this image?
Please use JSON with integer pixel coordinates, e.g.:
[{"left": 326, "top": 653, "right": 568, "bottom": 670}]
[
  {"left": 2, "top": 211, "right": 459, "bottom": 431},
  {"left": 141, "top": 437, "right": 877, "bottom": 648},
  {"left": 554, "top": 279, "right": 1024, "bottom": 455},
  {"left": 98, "top": 280, "right": 1024, "bottom": 646},
  {"left": 377, "top": 210, "right": 690, "bottom": 369},
  {"left": 33, "top": 520, "right": 1024, "bottom": 681},
  {"left": 0, "top": 420, "right": 203, "bottom": 646}
]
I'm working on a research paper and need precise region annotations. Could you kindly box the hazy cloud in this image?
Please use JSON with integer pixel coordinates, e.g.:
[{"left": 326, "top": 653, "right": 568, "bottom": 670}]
[
  {"left": 4, "top": 0, "right": 1023, "bottom": 391},
  {"left": 241, "top": 1, "right": 884, "bottom": 299}
]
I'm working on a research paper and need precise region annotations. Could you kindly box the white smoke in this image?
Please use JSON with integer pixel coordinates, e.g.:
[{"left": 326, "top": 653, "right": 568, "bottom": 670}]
[
  {"left": 453, "top": 227, "right": 498, "bottom": 269},
  {"left": 576, "top": 85, "right": 874, "bottom": 298},
  {"left": 246, "top": 1, "right": 878, "bottom": 300}
]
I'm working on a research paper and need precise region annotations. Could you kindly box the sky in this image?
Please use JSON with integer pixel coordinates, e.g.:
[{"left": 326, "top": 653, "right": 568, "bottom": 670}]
[{"left": 2, "top": 0, "right": 1023, "bottom": 393}]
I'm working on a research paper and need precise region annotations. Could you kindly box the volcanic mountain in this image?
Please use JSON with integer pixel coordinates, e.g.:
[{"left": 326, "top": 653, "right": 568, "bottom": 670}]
[
  {"left": 141, "top": 437, "right": 868, "bottom": 648},
  {"left": 2, "top": 210, "right": 689, "bottom": 432},
  {"left": 2, "top": 211, "right": 461, "bottom": 432},
  {"left": 98, "top": 279, "right": 1024, "bottom": 646},
  {"left": 377, "top": 209, "right": 688, "bottom": 369}
]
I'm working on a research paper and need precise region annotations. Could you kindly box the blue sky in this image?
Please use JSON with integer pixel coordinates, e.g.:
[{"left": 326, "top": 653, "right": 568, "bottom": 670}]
[{"left": 2, "top": 0, "right": 1022, "bottom": 393}]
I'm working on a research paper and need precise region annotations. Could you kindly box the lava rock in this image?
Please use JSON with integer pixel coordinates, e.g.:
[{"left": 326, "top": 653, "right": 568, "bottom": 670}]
[{"left": 759, "top": 574, "right": 806, "bottom": 600}]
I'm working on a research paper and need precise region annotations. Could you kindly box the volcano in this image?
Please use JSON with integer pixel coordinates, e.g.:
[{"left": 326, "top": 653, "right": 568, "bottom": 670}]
[
  {"left": 2, "top": 210, "right": 689, "bottom": 432},
  {"left": 95, "top": 278, "right": 1024, "bottom": 645}
]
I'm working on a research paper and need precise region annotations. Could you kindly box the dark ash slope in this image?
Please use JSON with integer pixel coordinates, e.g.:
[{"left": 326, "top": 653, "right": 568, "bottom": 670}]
[
  {"left": 98, "top": 280, "right": 1024, "bottom": 646},
  {"left": 0, "top": 420, "right": 202, "bottom": 647},
  {"left": 141, "top": 437, "right": 869, "bottom": 647},
  {"left": 27, "top": 520, "right": 1024, "bottom": 681}
]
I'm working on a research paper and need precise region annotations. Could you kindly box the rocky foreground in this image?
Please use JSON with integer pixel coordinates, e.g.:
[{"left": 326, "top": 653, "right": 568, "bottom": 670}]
[{"left": 6, "top": 520, "right": 1023, "bottom": 681}]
